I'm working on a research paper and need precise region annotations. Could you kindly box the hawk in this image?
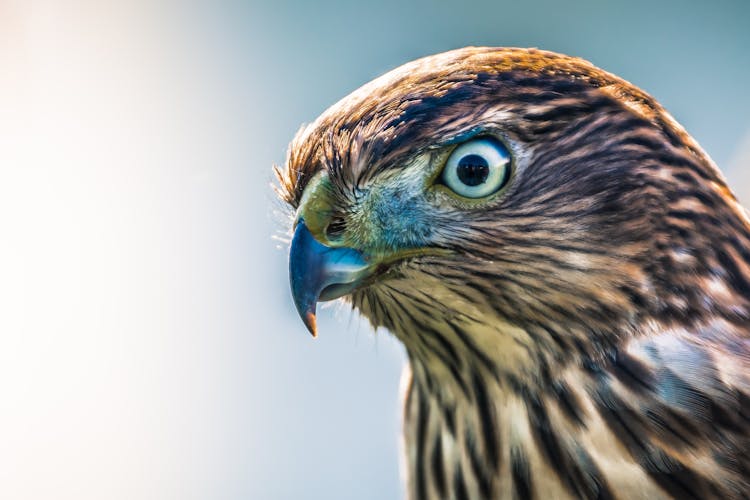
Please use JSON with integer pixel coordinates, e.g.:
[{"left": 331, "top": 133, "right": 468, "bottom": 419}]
[{"left": 277, "top": 47, "right": 750, "bottom": 499}]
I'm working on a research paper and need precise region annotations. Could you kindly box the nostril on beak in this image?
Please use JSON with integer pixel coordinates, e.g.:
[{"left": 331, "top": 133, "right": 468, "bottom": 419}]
[{"left": 325, "top": 216, "right": 347, "bottom": 242}]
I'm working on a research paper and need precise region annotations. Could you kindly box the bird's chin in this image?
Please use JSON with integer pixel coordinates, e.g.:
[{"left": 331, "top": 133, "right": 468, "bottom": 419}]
[
  {"left": 319, "top": 282, "right": 361, "bottom": 301},
  {"left": 315, "top": 249, "right": 449, "bottom": 306},
  {"left": 319, "top": 263, "right": 392, "bottom": 301}
]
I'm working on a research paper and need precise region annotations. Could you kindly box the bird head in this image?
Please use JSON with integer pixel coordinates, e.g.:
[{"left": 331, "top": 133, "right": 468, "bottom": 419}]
[{"left": 278, "top": 47, "right": 747, "bottom": 375}]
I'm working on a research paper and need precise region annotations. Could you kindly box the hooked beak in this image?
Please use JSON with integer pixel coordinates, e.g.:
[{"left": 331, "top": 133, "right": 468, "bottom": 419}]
[{"left": 289, "top": 221, "right": 372, "bottom": 337}]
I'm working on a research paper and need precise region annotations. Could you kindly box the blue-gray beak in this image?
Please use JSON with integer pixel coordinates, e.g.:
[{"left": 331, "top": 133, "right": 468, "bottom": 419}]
[{"left": 289, "top": 221, "right": 371, "bottom": 337}]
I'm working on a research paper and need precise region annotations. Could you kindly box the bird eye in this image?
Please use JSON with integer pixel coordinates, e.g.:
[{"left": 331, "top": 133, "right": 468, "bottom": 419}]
[{"left": 440, "top": 137, "right": 512, "bottom": 198}]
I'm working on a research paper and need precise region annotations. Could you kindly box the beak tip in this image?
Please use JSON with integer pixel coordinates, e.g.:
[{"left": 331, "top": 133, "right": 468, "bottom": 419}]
[{"left": 305, "top": 312, "right": 318, "bottom": 338}]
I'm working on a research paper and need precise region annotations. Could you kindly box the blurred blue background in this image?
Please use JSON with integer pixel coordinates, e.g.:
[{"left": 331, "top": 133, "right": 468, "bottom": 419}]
[{"left": 2, "top": 0, "right": 748, "bottom": 499}]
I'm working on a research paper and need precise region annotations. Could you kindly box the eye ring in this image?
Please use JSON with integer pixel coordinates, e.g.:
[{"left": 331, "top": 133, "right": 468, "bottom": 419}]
[{"left": 440, "top": 137, "right": 512, "bottom": 198}]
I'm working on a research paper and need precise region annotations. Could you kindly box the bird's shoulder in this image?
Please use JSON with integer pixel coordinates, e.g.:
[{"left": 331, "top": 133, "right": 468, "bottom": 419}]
[
  {"left": 589, "top": 320, "right": 750, "bottom": 498},
  {"left": 614, "top": 320, "right": 750, "bottom": 420}
]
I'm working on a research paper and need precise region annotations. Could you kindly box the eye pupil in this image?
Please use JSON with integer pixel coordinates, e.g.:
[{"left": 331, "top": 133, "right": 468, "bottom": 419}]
[{"left": 456, "top": 154, "right": 490, "bottom": 186}]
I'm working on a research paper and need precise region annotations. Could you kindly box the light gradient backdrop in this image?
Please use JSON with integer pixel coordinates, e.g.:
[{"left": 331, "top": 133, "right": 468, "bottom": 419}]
[{"left": 2, "top": 1, "right": 749, "bottom": 499}]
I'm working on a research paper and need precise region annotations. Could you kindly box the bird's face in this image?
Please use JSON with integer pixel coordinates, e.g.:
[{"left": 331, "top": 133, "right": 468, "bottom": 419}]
[{"left": 280, "top": 48, "right": 736, "bottom": 370}]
